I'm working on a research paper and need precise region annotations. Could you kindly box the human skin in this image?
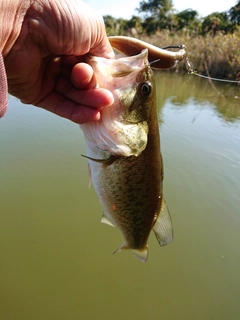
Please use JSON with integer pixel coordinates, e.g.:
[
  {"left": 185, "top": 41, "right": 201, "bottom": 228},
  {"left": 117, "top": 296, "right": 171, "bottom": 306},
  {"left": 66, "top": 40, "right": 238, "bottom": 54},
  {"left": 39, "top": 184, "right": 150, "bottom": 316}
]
[{"left": 0, "top": 0, "right": 114, "bottom": 123}]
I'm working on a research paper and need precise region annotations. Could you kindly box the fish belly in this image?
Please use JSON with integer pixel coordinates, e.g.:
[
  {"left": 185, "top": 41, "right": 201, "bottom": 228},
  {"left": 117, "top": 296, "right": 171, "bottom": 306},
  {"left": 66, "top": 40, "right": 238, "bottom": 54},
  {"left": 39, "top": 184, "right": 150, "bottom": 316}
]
[{"left": 89, "top": 143, "right": 162, "bottom": 251}]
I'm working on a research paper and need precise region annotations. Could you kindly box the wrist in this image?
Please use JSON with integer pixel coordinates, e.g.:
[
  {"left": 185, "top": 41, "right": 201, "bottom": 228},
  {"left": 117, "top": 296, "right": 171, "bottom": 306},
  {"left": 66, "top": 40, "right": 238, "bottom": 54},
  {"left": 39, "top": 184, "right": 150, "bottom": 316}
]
[{"left": 0, "top": 0, "right": 31, "bottom": 57}]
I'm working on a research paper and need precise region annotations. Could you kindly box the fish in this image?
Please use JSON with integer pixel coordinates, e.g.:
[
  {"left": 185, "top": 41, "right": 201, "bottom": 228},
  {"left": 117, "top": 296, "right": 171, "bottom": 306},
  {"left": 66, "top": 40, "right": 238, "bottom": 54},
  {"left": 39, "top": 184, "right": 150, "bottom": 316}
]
[{"left": 80, "top": 37, "right": 187, "bottom": 262}]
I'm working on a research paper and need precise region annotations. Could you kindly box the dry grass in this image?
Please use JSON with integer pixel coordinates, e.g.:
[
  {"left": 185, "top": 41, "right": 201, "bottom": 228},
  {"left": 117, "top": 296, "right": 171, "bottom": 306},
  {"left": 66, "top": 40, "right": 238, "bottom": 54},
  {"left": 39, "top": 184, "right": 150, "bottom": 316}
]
[{"left": 137, "top": 29, "right": 240, "bottom": 80}]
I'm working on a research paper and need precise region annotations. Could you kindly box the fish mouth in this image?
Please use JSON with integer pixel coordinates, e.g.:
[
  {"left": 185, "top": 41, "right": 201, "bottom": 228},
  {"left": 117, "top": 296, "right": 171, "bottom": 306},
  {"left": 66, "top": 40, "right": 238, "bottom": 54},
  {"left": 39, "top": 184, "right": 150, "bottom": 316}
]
[
  {"left": 82, "top": 49, "right": 152, "bottom": 158},
  {"left": 86, "top": 49, "right": 149, "bottom": 80}
]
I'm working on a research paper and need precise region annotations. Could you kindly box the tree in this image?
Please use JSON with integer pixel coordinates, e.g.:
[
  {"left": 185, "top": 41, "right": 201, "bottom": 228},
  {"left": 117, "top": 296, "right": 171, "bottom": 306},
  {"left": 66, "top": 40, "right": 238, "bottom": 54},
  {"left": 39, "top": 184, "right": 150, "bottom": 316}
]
[
  {"left": 229, "top": 1, "right": 240, "bottom": 25},
  {"left": 137, "top": 0, "right": 173, "bottom": 17},
  {"left": 103, "top": 15, "right": 116, "bottom": 35},
  {"left": 103, "top": 16, "right": 130, "bottom": 35},
  {"left": 142, "top": 16, "right": 160, "bottom": 35},
  {"left": 201, "top": 12, "right": 236, "bottom": 35},
  {"left": 137, "top": 0, "right": 174, "bottom": 31},
  {"left": 125, "top": 16, "right": 143, "bottom": 34},
  {"left": 176, "top": 9, "right": 199, "bottom": 31}
]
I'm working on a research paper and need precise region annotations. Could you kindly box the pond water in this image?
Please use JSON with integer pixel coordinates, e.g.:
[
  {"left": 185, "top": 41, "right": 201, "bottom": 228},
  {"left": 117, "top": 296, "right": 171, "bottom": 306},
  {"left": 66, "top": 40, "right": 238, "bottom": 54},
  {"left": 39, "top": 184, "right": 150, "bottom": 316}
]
[{"left": 0, "top": 73, "right": 240, "bottom": 320}]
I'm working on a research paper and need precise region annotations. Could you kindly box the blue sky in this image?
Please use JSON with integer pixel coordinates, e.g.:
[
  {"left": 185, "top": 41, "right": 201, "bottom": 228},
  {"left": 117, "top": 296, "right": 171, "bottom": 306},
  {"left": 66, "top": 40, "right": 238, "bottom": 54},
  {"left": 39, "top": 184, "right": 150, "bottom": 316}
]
[{"left": 86, "top": 0, "right": 237, "bottom": 19}]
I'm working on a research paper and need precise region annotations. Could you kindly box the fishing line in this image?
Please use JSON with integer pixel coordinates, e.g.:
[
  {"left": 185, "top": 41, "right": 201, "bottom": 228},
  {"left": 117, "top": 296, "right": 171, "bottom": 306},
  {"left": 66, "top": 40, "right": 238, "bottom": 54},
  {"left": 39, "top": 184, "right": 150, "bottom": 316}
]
[
  {"left": 161, "top": 45, "right": 240, "bottom": 85},
  {"left": 189, "top": 72, "right": 240, "bottom": 84}
]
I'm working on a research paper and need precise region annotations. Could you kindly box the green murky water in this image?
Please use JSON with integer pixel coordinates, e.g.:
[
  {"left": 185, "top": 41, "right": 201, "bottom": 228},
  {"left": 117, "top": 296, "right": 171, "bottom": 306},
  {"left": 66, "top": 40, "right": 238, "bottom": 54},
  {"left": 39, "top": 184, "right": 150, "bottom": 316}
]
[{"left": 0, "top": 73, "right": 240, "bottom": 320}]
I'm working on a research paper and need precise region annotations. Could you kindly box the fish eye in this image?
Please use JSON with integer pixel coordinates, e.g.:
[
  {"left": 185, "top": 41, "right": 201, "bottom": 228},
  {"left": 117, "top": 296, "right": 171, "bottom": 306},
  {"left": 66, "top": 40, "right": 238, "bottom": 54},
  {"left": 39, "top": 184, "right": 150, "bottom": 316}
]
[{"left": 141, "top": 82, "right": 152, "bottom": 97}]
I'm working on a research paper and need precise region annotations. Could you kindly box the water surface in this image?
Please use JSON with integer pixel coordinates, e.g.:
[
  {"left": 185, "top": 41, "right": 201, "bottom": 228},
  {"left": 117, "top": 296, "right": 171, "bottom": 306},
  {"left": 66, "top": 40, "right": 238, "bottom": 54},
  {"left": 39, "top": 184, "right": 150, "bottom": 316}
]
[{"left": 0, "top": 73, "right": 240, "bottom": 320}]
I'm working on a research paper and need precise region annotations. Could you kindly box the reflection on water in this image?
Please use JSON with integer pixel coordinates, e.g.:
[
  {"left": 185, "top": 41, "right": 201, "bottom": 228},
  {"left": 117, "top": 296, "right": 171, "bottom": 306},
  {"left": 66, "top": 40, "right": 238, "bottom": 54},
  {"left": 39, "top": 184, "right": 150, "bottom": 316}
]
[
  {"left": 0, "top": 74, "right": 240, "bottom": 320},
  {"left": 156, "top": 72, "right": 240, "bottom": 122}
]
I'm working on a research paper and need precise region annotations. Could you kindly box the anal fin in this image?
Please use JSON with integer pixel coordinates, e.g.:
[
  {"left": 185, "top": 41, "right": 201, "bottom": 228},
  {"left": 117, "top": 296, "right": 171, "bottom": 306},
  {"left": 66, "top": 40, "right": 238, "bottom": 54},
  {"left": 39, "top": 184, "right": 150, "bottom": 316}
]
[
  {"left": 101, "top": 214, "right": 115, "bottom": 227},
  {"left": 153, "top": 197, "right": 173, "bottom": 246}
]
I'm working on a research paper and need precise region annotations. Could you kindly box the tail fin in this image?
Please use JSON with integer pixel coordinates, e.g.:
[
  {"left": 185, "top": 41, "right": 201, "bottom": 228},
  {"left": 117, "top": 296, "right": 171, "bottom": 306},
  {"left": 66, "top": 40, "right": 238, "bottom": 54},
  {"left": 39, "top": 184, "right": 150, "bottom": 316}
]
[
  {"left": 113, "top": 245, "right": 149, "bottom": 263},
  {"left": 131, "top": 247, "right": 148, "bottom": 263}
]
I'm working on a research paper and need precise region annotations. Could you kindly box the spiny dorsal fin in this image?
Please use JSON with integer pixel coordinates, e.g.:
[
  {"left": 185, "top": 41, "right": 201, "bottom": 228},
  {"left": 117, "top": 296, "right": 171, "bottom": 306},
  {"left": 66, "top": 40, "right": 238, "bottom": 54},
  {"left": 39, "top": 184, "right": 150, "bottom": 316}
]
[{"left": 153, "top": 197, "right": 173, "bottom": 246}]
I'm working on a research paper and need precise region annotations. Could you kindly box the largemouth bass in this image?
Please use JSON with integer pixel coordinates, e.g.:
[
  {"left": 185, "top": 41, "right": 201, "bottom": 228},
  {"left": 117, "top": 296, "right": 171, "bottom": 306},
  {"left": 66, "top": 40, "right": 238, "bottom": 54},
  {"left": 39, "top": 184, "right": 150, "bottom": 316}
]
[{"left": 80, "top": 37, "right": 186, "bottom": 262}]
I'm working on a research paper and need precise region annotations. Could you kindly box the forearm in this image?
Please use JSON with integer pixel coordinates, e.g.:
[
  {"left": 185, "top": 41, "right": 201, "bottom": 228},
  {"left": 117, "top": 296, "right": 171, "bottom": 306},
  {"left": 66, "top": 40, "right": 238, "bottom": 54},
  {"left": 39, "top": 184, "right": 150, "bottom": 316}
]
[
  {"left": 0, "top": 0, "right": 31, "bottom": 116},
  {"left": 0, "top": 0, "right": 31, "bottom": 57}
]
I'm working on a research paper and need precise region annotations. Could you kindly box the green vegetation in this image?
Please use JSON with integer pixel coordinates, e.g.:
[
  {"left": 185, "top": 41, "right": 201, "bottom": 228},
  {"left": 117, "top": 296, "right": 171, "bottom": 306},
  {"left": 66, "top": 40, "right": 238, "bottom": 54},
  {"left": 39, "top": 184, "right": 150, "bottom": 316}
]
[{"left": 104, "top": 0, "right": 240, "bottom": 80}]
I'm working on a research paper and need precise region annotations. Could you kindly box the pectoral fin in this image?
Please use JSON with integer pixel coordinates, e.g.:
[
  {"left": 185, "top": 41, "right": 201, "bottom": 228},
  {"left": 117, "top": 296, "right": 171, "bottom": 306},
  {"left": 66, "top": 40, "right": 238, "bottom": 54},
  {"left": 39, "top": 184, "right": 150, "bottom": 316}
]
[
  {"left": 153, "top": 197, "right": 173, "bottom": 246},
  {"left": 81, "top": 154, "right": 109, "bottom": 163},
  {"left": 81, "top": 154, "right": 118, "bottom": 165}
]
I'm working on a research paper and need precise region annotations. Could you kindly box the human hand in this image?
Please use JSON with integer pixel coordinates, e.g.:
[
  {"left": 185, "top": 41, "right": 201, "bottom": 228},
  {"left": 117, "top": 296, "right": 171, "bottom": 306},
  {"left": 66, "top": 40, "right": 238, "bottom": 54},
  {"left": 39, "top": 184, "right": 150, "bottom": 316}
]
[{"left": 3, "top": 0, "right": 114, "bottom": 123}]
